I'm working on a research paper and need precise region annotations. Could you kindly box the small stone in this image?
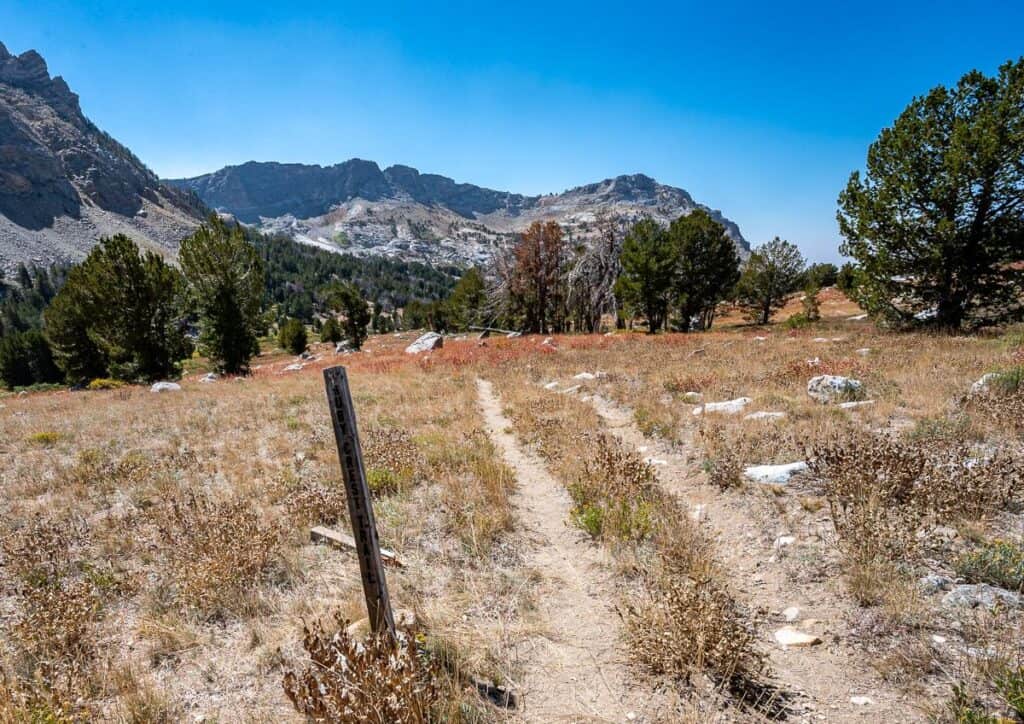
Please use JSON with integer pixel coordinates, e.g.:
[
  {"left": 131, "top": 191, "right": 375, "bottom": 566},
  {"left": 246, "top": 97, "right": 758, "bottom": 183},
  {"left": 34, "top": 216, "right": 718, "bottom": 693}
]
[
  {"left": 283, "top": 363, "right": 304, "bottom": 371},
  {"left": 744, "top": 411, "right": 786, "bottom": 422},
  {"left": 918, "top": 574, "right": 953, "bottom": 594},
  {"left": 774, "top": 535, "right": 796, "bottom": 549},
  {"left": 774, "top": 627, "right": 822, "bottom": 647},
  {"left": 849, "top": 696, "right": 872, "bottom": 706},
  {"left": 693, "top": 397, "right": 752, "bottom": 416},
  {"left": 743, "top": 462, "right": 808, "bottom": 485},
  {"left": 573, "top": 372, "right": 597, "bottom": 380},
  {"left": 838, "top": 399, "right": 875, "bottom": 410},
  {"left": 783, "top": 606, "right": 800, "bottom": 622},
  {"left": 931, "top": 635, "right": 947, "bottom": 645},
  {"left": 150, "top": 381, "right": 181, "bottom": 393},
  {"left": 543, "top": 381, "right": 559, "bottom": 390},
  {"left": 681, "top": 391, "right": 703, "bottom": 404},
  {"left": 855, "top": 347, "right": 872, "bottom": 356}
]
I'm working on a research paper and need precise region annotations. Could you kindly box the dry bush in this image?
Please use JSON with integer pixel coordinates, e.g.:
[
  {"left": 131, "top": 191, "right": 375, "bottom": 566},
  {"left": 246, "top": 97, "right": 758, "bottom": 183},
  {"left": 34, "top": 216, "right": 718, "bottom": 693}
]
[
  {"left": 280, "top": 469, "right": 349, "bottom": 526},
  {"left": 0, "top": 516, "right": 104, "bottom": 711},
  {"left": 438, "top": 429, "right": 516, "bottom": 557},
  {"left": 811, "top": 431, "right": 1022, "bottom": 566},
  {"left": 698, "top": 424, "right": 745, "bottom": 491},
  {"left": 362, "top": 426, "right": 425, "bottom": 495},
  {"left": 568, "top": 434, "right": 659, "bottom": 542},
  {"left": 283, "top": 614, "right": 442, "bottom": 723},
  {"left": 150, "top": 491, "right": 290, "bottom": 620}
]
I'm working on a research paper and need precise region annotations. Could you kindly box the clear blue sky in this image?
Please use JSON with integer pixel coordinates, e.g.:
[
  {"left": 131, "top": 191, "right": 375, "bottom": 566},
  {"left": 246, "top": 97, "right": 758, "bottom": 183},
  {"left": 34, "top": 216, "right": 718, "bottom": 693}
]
[{"left": 3, "top": 1, "right": 1022, "bottom": 262}]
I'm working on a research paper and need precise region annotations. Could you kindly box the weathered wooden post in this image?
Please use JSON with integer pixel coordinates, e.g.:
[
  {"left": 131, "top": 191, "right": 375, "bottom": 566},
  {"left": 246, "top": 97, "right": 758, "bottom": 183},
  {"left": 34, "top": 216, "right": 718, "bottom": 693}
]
[{"left": 323, "top": 366, "right": 396, "bottom": 641}]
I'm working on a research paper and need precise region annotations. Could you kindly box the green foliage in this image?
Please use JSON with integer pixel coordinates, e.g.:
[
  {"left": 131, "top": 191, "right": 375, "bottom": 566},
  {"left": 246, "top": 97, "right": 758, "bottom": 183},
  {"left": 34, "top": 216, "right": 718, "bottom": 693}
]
[
  {"left": 997, "top": 667, "right": 1024, "bottom": 718},
  {"left": 254, "top": 234, "right": 457, "bottom": 324},
  {"left": 955, "top": 540, "right": 1024, "bottom": 591},
  {"left": 801, "top": 282, "right": 822, "bottom": 321},
  {"left": 734, "top": 237, "right": 806, "bottom": 325},
  {"left": 0, "top": 263, "right": 70, "bottom": 340},
  {"left": 669, "top": 210, "right": 741, "bottom": 331},
  {"left": 44, "top": 235, "right": 188, "bottom": 383},
  {"left": 0, "top": 330, "right": 62, "bottom": 390},
  {"left": 838, "top": 58, "right": 1024, "bottom": 330},
  {"left": 616, "top": 218, "right": 676, "bottom": 333},
  {"left": 325, "top": 282, "right": 371, "bottom": 350},
  {"left": 179, "top": 215, "right": 266, "bottom": 375},
  {"left": 836, "top": 262, "right": 860, "bottom": 295},
  {"left": 445, "top": 267, "right": 488, "bottom": 331},
  {"left": 319, "top": 317, "right": 342, "bottom": 344},
  {"left": 803, "top": 262, "right": 839, "bottom": 289},
  {"left": 277, "top": 318, "right": 308, "bottom": 355}
]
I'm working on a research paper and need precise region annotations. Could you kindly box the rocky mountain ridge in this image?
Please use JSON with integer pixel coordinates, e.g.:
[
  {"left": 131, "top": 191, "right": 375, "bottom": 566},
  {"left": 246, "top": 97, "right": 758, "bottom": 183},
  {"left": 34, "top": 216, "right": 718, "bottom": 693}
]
[
  {"left": 0, "top": 42, "right": 203, "bottom": 271},
  {"left": 170, "top": 161, "right": 749, "bottom": 267}
]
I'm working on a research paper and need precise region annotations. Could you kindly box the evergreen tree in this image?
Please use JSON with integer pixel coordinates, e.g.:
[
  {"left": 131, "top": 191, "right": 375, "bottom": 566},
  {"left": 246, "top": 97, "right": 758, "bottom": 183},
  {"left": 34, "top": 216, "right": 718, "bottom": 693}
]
[
  {"left": 838, "top": 58, "right": 1024, "bottom": 330},
  {"left": 669, "top": 210, "right": 741, "bottom": 331},
  {"left": 319, "top": 317, "right": 343, "bottom": 344},
  {"left": 446, "top": 267, "right": 487, "bottom": 330},
  {"left": 0, "top": 330, "right": 62, "bottom": 389},
  {"left": 278, "top": 318, "right": 308, "bottom": 355},
  {"left": 734, "top": 237, "right": 806, "bottom": 325},
  {"left": 180, "top": 216, "right": 266, "bottom": 374},
  {"left": 326, "top": 282, "right": 371, "bottom": 350},
  {"left": 45, "top": 235, "right": 188, "bottom": 382},
  {"left": 615, "top": 218, "right": 675, "bottom": 333}
]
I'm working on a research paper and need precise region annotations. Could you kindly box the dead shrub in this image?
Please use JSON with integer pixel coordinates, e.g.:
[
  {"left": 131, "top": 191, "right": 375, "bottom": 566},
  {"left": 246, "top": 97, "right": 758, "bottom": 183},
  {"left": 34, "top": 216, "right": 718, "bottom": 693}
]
[
  {"left": 281, "top": 470, "right": 349, "bottom": 526},
  {"left": 363, "top": 427, "right": 425, "bottom": 495},
  {"left": 811, "top": 431, "right": 1021, "bottom": 566},
  {"left": 283, "top": 614, "right": 442, "bottom": 723},
  {"left": 568, "top": 434, "right": 659, "bottom": 542},
  {"left": 151, "top": 492, "right": 290, "bottom": 620},
  {"left": 624, "top": 577, "right": 778, "bottom": 714}
]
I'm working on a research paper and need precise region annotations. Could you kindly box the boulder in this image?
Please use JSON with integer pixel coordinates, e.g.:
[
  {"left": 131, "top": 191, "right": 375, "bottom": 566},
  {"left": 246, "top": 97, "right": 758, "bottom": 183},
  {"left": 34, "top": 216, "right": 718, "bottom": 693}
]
[
  {"left": 692, "top": 397, "right": 752, "bottom": 416},
  {"left": 150, "top": 381, "right": 181, "bottom": 393},
  {"left": 743, "top": 462, "right": 808, "bottom": 485},
  {"left": 200, "top": 372, "right": 218, "bottom": 383},
  {"left": 807, "top": 375, "right": 864, "bottom": 403},
  {"left": 942, "top": 584, "right": 1023, "bottom": 610},
  {"left": 335, "top": 341, "right": 353, "bottom": 354},
  {"left": 405, "top": 332, "right": 444, "bottom": 354}
]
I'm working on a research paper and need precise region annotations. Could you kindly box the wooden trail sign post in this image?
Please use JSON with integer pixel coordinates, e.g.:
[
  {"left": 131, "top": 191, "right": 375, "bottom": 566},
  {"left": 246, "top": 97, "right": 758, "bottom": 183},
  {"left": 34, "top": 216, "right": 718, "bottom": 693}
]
[{"left": 323, "top": 366, "right": 396, "bottom": 642}]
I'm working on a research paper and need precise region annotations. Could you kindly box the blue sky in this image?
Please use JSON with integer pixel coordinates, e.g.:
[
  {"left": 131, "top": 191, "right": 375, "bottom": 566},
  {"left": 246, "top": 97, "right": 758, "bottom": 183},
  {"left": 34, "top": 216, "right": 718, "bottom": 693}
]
[{"left": 3, "top": 1, "right": 1022, "bottom": 262}]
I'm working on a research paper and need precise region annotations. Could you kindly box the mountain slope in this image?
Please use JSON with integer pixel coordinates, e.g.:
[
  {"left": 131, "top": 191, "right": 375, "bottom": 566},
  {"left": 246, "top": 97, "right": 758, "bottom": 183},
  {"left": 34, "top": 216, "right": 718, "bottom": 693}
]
[
  {"left": 170, "top": 161, "right": 748, "bottom": 267},
  {"left": 0, "top": 43, "right": 204, "bottom": 271}
]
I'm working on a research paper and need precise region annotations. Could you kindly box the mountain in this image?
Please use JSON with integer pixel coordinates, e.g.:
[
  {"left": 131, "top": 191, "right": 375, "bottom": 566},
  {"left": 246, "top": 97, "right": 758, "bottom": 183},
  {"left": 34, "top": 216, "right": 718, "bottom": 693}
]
[
  {"left": 0, "top": 43, "right": 204, "bottom": 272},
  {"left": 170, "top": 161, "right": 749, "bottom": 267}
]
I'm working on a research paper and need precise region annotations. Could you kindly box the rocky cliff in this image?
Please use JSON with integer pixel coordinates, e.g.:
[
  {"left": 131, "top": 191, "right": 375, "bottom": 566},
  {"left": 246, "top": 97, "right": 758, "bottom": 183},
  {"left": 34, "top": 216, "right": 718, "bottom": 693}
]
[
  {"left": 0, "top": 43, "right": 203, "bottom": 271},
  {"left": 171, "top": 162, "right": 749, "bottom": 267}
]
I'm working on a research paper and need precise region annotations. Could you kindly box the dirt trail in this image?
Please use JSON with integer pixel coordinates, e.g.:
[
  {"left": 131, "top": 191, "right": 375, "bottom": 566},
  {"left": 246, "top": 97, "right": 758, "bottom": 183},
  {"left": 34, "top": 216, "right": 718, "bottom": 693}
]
[
  {"left": 476, "top": 379, "right": 652, "bottom": 723},
  {"left": 586, "top": 392, "right": 923, "bottom": 722}
]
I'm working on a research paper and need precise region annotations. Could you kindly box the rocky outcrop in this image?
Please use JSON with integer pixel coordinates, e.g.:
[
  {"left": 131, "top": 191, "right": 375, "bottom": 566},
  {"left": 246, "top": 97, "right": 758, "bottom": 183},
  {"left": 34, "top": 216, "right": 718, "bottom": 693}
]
[
  {"left": 0, "top": 43, "right": 204, "bottom": 271},
  {"left": 169, "top": 162, "right": 749, "bottom": 267}
]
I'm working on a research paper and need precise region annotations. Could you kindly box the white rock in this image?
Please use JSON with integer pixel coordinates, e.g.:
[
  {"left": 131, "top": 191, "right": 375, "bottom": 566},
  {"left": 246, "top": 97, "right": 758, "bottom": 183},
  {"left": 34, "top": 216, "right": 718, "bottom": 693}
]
[
  {"left": 847, "top": 313, "right": 868, "bottom": 321},
  {"left": 405, "top": 332, "right": 444, "bottom": 354},
  {"left": 643, "top": 457, "right": 668, "bottom": 466},
  {"left": 838, "top": 399, "right": 875, "bottom": 410},
  {"left": 753, "top": 336, "right": 768, "bottom": 341},
  {"left": 150, "top": 381, "right": 181, "bottom": 393},
  {"left": 806, "top": 356, "right": 822, "bottom": 367},
  {"left": 942, "top": 584, "right": 1023, "bottom": 610},
  {"left": 774, "top": 535, "right": 796, "bottom": 549},
  {"left": 970, "top": 372, "right": 1001, "bottom": 396},
  {"left": 812, "top": 337, "right": 830, "bottom": 343},
  {"left": 681, "top": 391, "right": 703, "bottom": 404},
  {"left": 931, "top": 634, "right": 947, "bottom": 645},
  {"left": 690, "top": 504, "right": 707, "bottom": 522},
  {"left": 636, "top": 445, "right": 649, "bottom": 453},
  {"left": 774, "top": 627, "right": 821, "bottom": 647},
  {"left": 807, "top": 375, "right": 864, "bottom": 403},
  {"left": 855, "top": 347, "right": 872, "bottom": 356},
  {"left": 543, "top": 381, "right": 560, "bottom": 390},
  {"left": 783, "top": 606, "right": 800, "bottom": 622},
  {"left": 335, "top": 341, "right": 353, "bottom": 354},
  {"left": 573, "top": 372, "right": 597, "bottom": 380},
  {"left": 560, "top": 385, "right": 581, "bottom": 395},
  {"left": 541, "top": 337, "right": 555, "bottom": 346},
  {"left": 506, "top": 331, "right": 521, "bottom": 338},
  {"left": 200, "top": 372, "right": 218, "bottom": 383},
  {"left": 914, "top": 307, "right": 938, "bottom": 321},
  {"left": 744, "top": 411, "right": 786, "bottom": 422},
  {"left": 283, "top": 363, "right": 304, "bottom": 371},
  {"left": 743, "top": 462, "right": 808, "bottom": 485},
  {"left": 849, "top": 696, "right": 873, "bottom": 706},
  {"left": 692, "top": 397, "right": 752, "bottom": 416}
]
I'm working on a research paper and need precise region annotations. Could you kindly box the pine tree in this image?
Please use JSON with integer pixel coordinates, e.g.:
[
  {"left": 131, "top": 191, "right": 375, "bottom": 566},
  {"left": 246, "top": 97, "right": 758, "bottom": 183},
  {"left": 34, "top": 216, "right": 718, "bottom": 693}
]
[
  {"left": 44, "top": 235, "right": 188, "bottom": 382},
  {"left": 326, "top": 282, "right": 371, "bottom": 350},
  {"left": 838, "top": 58, "right": 1024, "bottom": 330},
  {"left": 734, "top": 238, "right": 806, "bottom": 325},
  {"left": 615, "top": 218, "right": 676, "bottom": 333},
  {"left": 180, "top": 215, "right": 266, "bottom": 374},
  {"left": 669, "top": 210, "right": 741, "bottom": 331}
]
